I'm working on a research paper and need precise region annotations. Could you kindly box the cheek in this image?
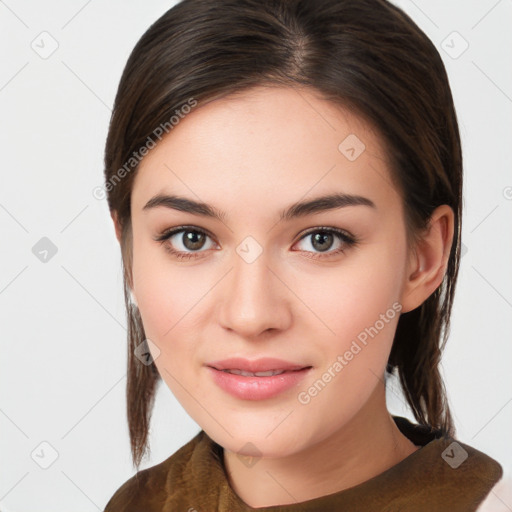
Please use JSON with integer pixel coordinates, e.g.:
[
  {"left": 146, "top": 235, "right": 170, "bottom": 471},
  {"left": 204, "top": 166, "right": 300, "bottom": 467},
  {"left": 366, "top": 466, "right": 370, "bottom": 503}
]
[
  {"left": 131, "top": 235, "right": 200, "bottom": 336},
  {"left": 293, "top": 253, "right": 405, "bottom": 438},
  {"left": 296, "top": 238, "right": 406, "bottom": 347},
  {"left": 131, "top": 242, "right": 219, "bottom": 395},
  {"left": 132, "top": 260, "right": 203, "bottom": 400},
  {"left": 134, "top": 276, "right": 206, "bottom": 370},
  {"left": 131, "top": 244, "right": 186, "bottom": 369}
]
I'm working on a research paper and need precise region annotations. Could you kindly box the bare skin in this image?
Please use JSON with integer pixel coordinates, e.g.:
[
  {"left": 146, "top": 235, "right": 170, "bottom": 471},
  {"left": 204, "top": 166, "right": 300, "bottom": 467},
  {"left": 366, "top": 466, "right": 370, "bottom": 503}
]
[
  {"left": 223, "top": 381, "right": 420, "bottom": 505},
  {"left": 112, "top": 85, "right": 453, "bottom": 507}
]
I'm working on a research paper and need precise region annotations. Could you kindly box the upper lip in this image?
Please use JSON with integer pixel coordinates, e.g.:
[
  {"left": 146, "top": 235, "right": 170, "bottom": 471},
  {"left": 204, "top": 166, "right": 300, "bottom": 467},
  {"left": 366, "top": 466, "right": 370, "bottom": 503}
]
[{"left": 206, "top": 357, "right": 311, "bottom": 372}]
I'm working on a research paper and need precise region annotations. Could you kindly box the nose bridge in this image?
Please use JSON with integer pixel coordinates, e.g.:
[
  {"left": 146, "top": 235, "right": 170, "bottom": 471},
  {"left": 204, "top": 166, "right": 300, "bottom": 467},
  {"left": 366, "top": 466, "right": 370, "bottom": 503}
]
[{"left": 218, "top": 241, "right": 289, "bottom": 337}]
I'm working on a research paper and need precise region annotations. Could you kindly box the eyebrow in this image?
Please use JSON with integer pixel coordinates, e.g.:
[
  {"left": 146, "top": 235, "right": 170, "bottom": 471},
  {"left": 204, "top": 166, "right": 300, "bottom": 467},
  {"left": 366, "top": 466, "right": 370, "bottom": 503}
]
[{"left": 142, "top": 192, "right": 376, "bottom": 222}]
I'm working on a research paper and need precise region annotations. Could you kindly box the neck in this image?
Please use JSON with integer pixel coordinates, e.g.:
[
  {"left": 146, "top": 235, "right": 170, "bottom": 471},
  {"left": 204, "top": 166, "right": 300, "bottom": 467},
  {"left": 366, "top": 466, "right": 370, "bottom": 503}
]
[{"left": 222, "top": 382, "right": 419, "bottom": 508}]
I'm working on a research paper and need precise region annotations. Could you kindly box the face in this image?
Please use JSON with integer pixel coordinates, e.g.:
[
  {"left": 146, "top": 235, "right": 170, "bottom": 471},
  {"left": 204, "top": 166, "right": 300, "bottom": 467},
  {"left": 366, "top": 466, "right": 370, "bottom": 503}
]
[{"left": 128, "top": 85, "right": 414, "bottom": 458}]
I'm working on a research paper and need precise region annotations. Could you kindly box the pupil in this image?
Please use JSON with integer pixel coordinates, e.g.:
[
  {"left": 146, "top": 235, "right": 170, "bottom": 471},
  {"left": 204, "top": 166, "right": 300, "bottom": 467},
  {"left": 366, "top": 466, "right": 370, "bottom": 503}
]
[
  {"left": 184, "top": 231, "right": 204, "bottom": 250},
  {"left": 312, "top": 232, "right": 333, "bottom": 252}
]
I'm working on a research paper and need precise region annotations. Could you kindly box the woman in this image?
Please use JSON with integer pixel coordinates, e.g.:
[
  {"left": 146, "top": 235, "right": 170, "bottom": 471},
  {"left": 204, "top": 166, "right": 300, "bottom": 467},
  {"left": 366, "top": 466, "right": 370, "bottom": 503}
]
[{"left": 102, "top": 0, "right": 503, "bottom": 509}]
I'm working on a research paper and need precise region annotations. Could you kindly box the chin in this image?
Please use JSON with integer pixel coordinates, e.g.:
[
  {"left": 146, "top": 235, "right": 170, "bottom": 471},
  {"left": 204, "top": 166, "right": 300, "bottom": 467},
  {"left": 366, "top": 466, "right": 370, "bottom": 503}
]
[{"left": 204, "top": 420, "right": 309, "bottom": 459}]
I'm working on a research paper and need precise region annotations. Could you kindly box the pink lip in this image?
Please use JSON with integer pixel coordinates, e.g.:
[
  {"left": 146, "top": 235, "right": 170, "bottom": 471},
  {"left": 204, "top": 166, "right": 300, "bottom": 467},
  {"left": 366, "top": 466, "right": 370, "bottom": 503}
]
[
  {"left": 207, "top": 357, "right": 309, "bottom": 373},
  {"left": 205, "top": 358, "right": 312, "bottom": 401}
]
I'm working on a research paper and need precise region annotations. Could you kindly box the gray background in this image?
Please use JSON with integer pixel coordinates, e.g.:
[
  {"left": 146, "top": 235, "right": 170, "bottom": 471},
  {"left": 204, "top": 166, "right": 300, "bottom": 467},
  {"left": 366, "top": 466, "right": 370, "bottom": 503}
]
[{"left": 0, "top": 0, "right": 511, "bottom": 510}]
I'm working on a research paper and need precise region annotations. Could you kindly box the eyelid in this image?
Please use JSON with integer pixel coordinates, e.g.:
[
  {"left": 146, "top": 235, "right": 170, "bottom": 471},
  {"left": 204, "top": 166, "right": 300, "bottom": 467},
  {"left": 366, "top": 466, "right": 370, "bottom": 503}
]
[
  {"left": 154, "top": 225, "right": 217, "bottom": 243},
  {"left": 154, "top": 225, "right": 356, "bottom": 243},
  {"left": 296, "top": 226, "right": 356, "bottom": 243}
]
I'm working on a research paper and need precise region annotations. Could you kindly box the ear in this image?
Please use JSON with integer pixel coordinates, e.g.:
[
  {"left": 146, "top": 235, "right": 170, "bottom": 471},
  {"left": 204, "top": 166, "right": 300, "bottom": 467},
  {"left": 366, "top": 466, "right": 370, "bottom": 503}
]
[
  {"left": 400, "top": 205, "right": 455, "bottom": 314},
  {"left": 110, "top": 210, "right": 122, "bottom": 243}
]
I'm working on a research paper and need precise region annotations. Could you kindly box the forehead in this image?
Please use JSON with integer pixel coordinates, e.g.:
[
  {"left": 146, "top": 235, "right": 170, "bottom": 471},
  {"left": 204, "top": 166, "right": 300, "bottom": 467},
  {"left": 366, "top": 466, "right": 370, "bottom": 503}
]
[{"left": 131, "top": 85, "right": 397, "bottom": 215}]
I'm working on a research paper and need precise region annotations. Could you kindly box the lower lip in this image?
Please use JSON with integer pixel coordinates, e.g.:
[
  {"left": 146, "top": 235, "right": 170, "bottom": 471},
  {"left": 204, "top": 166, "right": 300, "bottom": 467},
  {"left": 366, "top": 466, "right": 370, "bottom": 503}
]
[{"left": 206, "top": 366, "right": 312, "bottom": 400}]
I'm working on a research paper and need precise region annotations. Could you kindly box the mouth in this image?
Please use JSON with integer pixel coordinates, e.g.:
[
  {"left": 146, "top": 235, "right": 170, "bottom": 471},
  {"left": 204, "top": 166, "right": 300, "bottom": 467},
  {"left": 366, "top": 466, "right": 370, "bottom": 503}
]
[
  {"left": 216, "top": 368, "right": 307, "bottom": 377},
  {"left": 205, "top": 357, "right": 313, "bottom": 400},
  {"left": 206, "top": 357, "right": 311, "bottom": 374}
]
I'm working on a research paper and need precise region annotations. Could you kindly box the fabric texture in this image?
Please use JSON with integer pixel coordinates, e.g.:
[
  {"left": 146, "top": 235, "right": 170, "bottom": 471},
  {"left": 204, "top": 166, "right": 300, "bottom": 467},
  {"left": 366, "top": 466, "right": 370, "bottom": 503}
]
[{"left": 104, "top": 415, "right": 503, "bottom": 511}]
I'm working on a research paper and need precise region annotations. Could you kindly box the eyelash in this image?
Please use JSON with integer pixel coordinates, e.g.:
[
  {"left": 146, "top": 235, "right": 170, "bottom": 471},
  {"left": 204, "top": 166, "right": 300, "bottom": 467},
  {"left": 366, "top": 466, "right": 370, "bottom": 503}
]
[{"left": 154, "top": 225, "right": 358, "bottom": 261}]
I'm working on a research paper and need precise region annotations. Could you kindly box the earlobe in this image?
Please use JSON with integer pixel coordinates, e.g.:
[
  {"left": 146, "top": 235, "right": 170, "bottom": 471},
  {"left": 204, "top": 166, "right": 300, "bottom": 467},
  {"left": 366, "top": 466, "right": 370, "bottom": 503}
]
[
  {"left": 111, "top": 210, "right": 122, "bottom": 243},
  {"left": 129, "top": 288, "right": 139, "bottom": 308},
  {"left": 400, "top": 205, "right": 455, "bottom": 313}
]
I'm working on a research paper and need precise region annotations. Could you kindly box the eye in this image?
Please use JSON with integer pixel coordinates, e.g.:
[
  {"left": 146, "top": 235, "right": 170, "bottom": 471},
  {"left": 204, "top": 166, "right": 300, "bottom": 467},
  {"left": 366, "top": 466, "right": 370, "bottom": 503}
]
[
  {"left": 154, "top": 226, "right": 216, "bottom": 260},
  {"left": 293, "top": 227, "right": 358, "bottom": 259},
  {"left": 154, "top": 225, "right": 358, "bottom": 261}
]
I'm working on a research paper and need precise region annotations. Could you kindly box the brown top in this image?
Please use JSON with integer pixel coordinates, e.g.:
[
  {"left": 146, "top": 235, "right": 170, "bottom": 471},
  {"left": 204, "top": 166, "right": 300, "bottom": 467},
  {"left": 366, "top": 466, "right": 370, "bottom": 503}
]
[{"left": 104, "top": 415, "right": 503, "bottom": 511}]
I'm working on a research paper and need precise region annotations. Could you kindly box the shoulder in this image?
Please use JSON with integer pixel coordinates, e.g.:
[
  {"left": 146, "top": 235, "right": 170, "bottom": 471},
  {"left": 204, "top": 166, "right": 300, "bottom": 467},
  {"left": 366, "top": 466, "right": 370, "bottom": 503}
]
[
  {"left": 476, "top": 472, "right": 512, "bottom": 511},
  {"left": 419, "top": 436, "right": 505, "bottom": 509},
  {"left": 392, "top": 416, "right": 505, "bottom": 509},
  {"left": 103, "top": 430, "right": 204, "bottom": 512}
]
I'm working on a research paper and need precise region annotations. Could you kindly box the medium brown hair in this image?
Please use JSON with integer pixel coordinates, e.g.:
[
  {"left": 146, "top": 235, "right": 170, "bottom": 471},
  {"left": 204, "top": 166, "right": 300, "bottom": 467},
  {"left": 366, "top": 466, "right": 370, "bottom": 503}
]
[{"left": 104, "top": 0, "right": 462, "bottom": 468}]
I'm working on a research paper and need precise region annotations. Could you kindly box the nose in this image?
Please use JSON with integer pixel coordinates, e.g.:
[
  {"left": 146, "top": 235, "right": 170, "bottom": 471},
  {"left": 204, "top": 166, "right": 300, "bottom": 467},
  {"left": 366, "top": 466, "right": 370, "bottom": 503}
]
[{"left": 217, "top": 249, "right": 292, "bottom": 339}]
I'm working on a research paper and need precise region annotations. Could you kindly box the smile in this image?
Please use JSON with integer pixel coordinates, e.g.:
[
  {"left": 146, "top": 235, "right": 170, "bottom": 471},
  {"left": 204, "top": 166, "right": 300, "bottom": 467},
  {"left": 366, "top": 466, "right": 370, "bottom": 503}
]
[{"left": 206, "top": 360, "right": 312, "bottom": 400}]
